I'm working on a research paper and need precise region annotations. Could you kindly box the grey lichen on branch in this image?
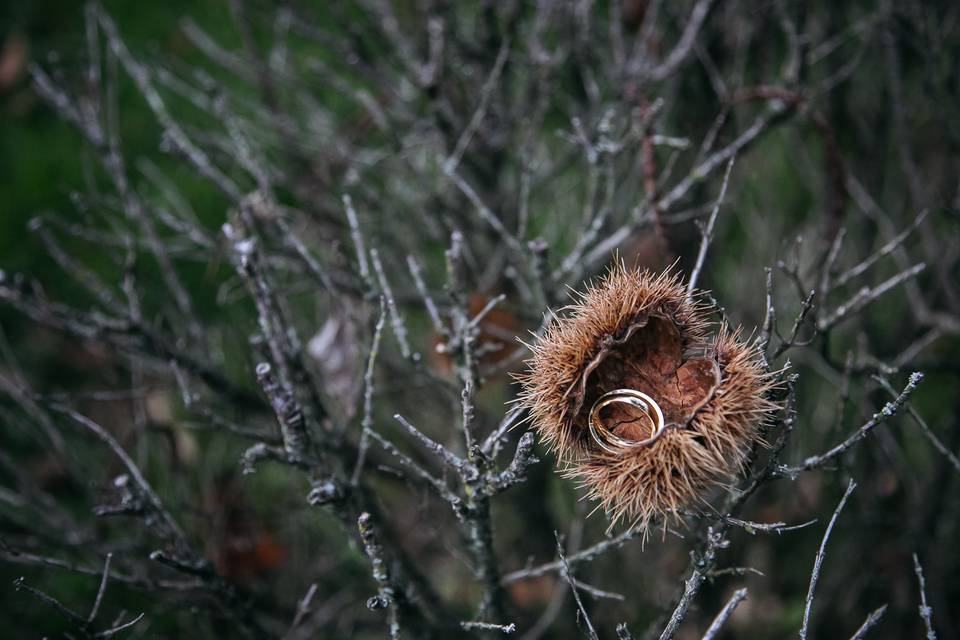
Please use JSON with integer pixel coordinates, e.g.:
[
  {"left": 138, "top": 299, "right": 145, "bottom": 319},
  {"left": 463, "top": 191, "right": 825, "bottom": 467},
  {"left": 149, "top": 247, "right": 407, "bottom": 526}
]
[{"left": 358, "top": 512, "right": 402, "bottom": 639}]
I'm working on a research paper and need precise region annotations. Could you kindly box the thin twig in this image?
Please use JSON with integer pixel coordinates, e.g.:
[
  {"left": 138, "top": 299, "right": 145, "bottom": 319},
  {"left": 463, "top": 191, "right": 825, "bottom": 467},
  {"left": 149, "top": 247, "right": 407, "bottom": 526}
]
[
  {"left": 799, "top": 479, "right": 857, "bottom": 640},
  {"left": 714, "top": 515, "right": 818, "bottom": 535},
  {"left": 87, "top": 553, "right": 113, "bottom": 624},
  {"left": 358, "top": 512, "right": 402, "bottom": 640},
  {"left": 502, "top": 526, "right": 642, "bottom": 584},
  {"left": 13, "top": 576, "right": 86, "bottom": 626},
  {"left": 53, "top": 406, "right": 190, "bottom": 547},
  {"left": 688, "top": 155, "right": 735, "bottom": 297},
  {"left": 659, "top": 527, "right": 726, "bottom": 640},
  {"left": 406, "top": 255, "right": 445, "bottom": 335},
  {"left": 555, "top": 532, "right": 599, "bottom": 640},
  {"left": 371, "top": 248, "right": 414, "bottom": 360},
  {"left": 912, "top": 553, "right": 937, "bottom": 640},
  {"left": 817, "top": 263, "right": 926, "bottom": 331},
  {"left": 351, "top": 299, "right": 387, "bottom": 486},
  {"left": 461, "top": 621, "right": 517, "bottom": 634},
  {"left": 482, "top": 405, "right": 526, "bottom": 458},
  {"left": 642, "top": 0, "right": 717, "bottom": 82},
  {"left": 848, "top": 605, "right": 887, "bottom": 640},
  {"left": 444, "top": 40, "right": 510, "bottom": 175},
  {"left": 343, "top": 194, "right": 371, "bottom": 283},
  {"left": 701, "top": 588, "right": 747, "bottom": 640},
  {"left": 393, "top": 414, "right": 467, "bottom": 472},
  {"left": 366, "top": 429, "right": 459, "bottom": 505},
  {"left": 288, "top": 583, "right": 318, "bottom": 633},
  {"left": 834, "top": 210, "right": 928, "bottom": 288},
  {"left": 772, "top": 289, "right": 817, "bottom": 359},
  {"left": 874, "top": 374, "right": 960, "bottom": 474},
  {"left": 97, "top": 613, "right": 146, "bottom": 638},
  {"left": 784, "top": 373, "right": 923, "bottom": 474},
  {"left": 761, "top": 267, "right": 776, "bottom": 354},
  {"left": 490, "top": 432, "right": 539, "bottom": 494}
]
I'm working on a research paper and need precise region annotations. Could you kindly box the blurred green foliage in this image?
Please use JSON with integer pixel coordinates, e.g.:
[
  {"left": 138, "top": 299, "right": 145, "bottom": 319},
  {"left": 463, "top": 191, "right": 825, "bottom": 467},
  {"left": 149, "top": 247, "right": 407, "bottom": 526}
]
[{"left": 1, "top": 2, "right": 958, "bottom": 638}]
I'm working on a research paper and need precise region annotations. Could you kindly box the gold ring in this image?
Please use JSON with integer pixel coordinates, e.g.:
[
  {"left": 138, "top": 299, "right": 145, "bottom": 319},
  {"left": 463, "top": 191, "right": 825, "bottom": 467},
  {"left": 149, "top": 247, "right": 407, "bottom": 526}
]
[{"left": 588, "top": 389, "right": 666, "bottom": 453}]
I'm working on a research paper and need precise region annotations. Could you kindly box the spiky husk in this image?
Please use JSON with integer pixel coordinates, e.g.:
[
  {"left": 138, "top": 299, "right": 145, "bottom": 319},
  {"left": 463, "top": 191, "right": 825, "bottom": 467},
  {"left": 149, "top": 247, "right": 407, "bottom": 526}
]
[{"left": 518, "top": 264, "right": 778, "bottom": 529}]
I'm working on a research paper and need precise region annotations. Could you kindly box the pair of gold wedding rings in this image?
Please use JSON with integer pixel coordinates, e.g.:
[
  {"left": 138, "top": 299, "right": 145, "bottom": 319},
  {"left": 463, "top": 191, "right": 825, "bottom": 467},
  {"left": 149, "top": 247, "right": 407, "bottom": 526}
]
[{"left": 588, "top": 388, "right": 666, "bottom": 454}]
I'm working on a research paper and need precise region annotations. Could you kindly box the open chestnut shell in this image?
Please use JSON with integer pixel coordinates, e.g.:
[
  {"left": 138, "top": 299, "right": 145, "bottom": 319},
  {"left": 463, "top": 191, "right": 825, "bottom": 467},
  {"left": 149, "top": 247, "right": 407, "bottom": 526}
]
[{"left": 519, "top": 265, "right": 778, "bottom": 528}]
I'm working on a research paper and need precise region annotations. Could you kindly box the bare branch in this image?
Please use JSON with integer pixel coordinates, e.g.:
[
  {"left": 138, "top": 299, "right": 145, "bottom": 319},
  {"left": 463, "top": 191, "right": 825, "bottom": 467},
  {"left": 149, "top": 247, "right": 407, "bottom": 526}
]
[
  {"left": 96, "top": 613, "right": 146, "bottom": 638},
  {"left": 913, "top": 554, "right": 937, "bottom": 640},
  {"left": 701, "top": 588, "right": 747, "bottom": 640},
  {"left": 96, "top": 9, "right": 242, "bottom": 201},
  {"left": 352, "top": 298, "right": 387, "bottom": 486},
  {"left": 688, "top": 155, "right": 736, "bottom": 296},
  {"left": 255, "top": 362, "right": 312, "bottom": 461},
  {"left": 358, "top": 512, "right": 402, "bottom": 640},
  {"left": 371, "top": 248, "right": 415, "bottom": 360},
  {"left": 502, "top": 526, "right": 642, "bottom": 585},
  {"left": 406, "top": 255, "right": 445, "bottom": 335},
  {"left": 13, "top": 576, "right": 87, "bottom": 627},
  {"left": 785, "top": 373, "right": 923, "bottom": 474},
  {"left": 659, "top": 527, "right": 726, "bottom": 640},
  {"left": 288, "top": 583, "right": 318, "bottom": 633},
  {"left": 366, "top": 429, "right": 459, "bottom": 505},
  {"left": 87, "top": 553, "right": 112, "bottom": 624},
  {"left": 555, "top": 532, "right": 599, "bottom": 640},
  {"left": 874, "top": 374, "right": 960, "bottom": 475},
  {"left": 834, "top": 210, "right": 929, "bottom": 288},
  {"left": 490, "top": 432, "right": 539, "bottom": 494},
  {"left": 461, "top": 620, "right": 517, "bottom": 634},
  {"left": 799, "top": 479, "right": 857, "bottom": 640},
  {"left": 641, "top": 0, "right": 716, "bottom": 82},
  {"left": 393, "top": 413, "right": 468, "bottom": 473},
  {"left": 444, "top": 41, "right": 510, "bottom": 175},
  {"left": 848, "top": 605, "right": 887, "bottom": 640},
  {"left": 343, "top": 194, "right": 371, "bottom": 284},
  {"left": 53, "top": 406, "right": 190, "bottom": 548},
  {"left": 818, "top": 263, "right": 926, "bottom": 331}
]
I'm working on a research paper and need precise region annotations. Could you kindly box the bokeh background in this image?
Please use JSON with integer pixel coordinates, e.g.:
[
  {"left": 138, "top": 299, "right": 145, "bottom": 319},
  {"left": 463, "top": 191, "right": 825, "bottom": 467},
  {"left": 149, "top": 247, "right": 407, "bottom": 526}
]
[{"left": 1, "top": 1, "right": 958, "bottom": 638}]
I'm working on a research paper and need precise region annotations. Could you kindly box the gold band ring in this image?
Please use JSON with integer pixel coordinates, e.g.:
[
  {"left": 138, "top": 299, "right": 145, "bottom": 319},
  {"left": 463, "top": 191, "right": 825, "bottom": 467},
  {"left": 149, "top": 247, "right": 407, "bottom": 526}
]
[{"left": 588, "top": 389, "right": 666, "bottom": 454}]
